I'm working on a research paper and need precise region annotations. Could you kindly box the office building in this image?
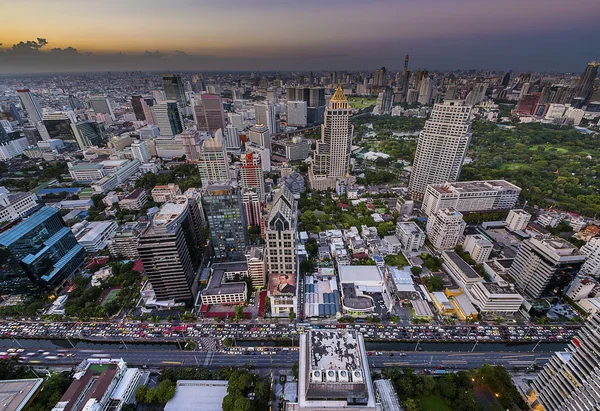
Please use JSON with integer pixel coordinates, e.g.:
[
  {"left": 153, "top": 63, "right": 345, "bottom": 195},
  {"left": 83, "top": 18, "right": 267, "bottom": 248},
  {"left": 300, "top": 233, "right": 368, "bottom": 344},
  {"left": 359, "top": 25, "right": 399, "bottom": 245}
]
[
  {"left": 426, "top": 208, "right": 466, "bottom": 250},
  {"left": 118, "top": 189, "right": 148, "bottom": 211},
  {"left": 197, "top": 131, "right": 231, "bottom": 186},
  {"left": 16, "top": 89, "right": 43, "bottom": 123},
  {"left": 151, "top": 183, "right": 182, "bottom": 203},
  {"left": 565, "top": 276, "right": 597, "bottom": 301},
  {"left": 138, "top": 198, "right": 202, "bottom": 303},
  {"left": 408, "top": 100, "right": 472, "bottom": 200},
  {"left": 282, "top": 171, "right": 305, "bottom": 195},
  {"left": 162, "top": 73, "right": 187, "bottom": 108},
  {"left": 247, "top": 121, "right": 271, "bottom": 151},
  {"left": 43, "top": 112, "right": 75, "bottom": 140},
  {"left": 130, "top": 95, "right": 148, "bottom": 121},
  {"left": 0, "top": 188, "right": 38, "bottom": 223},
  {"left": 72, "top": 220, "right": 118, "bottom": 253},
  {"left": 183, "top": 187, "right": 207, "bottom": 230},
  {"left": 0, "top": 206, "right": 86, "bottom": 294},
  {"left": 374, "top": 66, "right": 387, "bottom": 88},
  {"left": 179, "top": 129, "right": 203, "bottom": 161},
  {"left": 200, "top": 263, "right": 248, "bottom": 306},
  {"left": 532, "top": 313, "right": 600, "bottom": 411},
  {"left": 287, "top": 101, "right": 308, "bottom": 127},
  {"left": 506, "top": 209, "right": 531, "bottom": 232},
  {"left": 246, "top": 246, "right": 266, "bottom": 288},
  {"left": 239, "top": 152, "right": 265, "bottom": 200},
  {"left": 395, "top": 221, "right": 426, "bottom": 253},
  {"left": 469, "top": 282, "right": 524, "bottom": 314},
  {"left": 296, "top": 330, "right": 377, "bottom": 410},
  {"left": 203, "top": 183, "right": 248, "bottom": 262},
  {"left": 581, "top": 238, "right": 600, "bottom": 276},
  {"left": 255, "top": 102, "right": 278, "bottom": 135},
  {"left": 574, "top": 60, "right": 599, "bottom": 104},
  {"left": 131, "top": 140, "right": 151, "bottom": 162},
  {"left": 465, "top": 83, "right": 487, "bottom": 106},
  {"left": 108, "top": 222, "right": 146, "bottom": 259},
  {"left": 71, "top": 121, "right": 104, "bottom": 149},
  {"left": 242, "top": 190, "right": 262, "bottom": 227},
  {"left": 509, "top": 236, "right": 586, "bottom": 299},
  {"left": 224, "top": 124, "right": 241, "bottom": 154},
  {"left": 309, "top": 85, "right": 353, "bottom": 190},
  {"left": 417, "top": 77, "right": 434, "bottom": 105},
  {"left": 246, "top": 142, "right": 271, "bottom": 172},
  {"left": 151, "top": 101, "right": 184, "bottom": 137},
  {"left": 138, "top": 125, "right": 160, "bottom": 140},
  {"left": 463, "top": 234, "right": 493, "bottom": 264},
  {"left": 200, "top": 94, "right": 225, "bottom": 133},
  {"left": 273, "top": 137, "right": 310, "bottom": 161},
  {"left": 265, "top": 186, "right": 297, "bottom": 277},
  {"left": 89, "top": 96, "right": 114, "bottom": 118},
  {"left": 376, "top": 87, "right": 394, "bottom": 115}
]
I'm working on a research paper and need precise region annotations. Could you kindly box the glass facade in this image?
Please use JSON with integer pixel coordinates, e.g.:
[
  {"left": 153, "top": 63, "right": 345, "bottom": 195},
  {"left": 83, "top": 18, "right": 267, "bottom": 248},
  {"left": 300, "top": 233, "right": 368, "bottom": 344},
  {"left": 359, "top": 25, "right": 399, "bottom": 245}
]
[{"left": 0, "top": 206, "right": 86, "bottom": 293}]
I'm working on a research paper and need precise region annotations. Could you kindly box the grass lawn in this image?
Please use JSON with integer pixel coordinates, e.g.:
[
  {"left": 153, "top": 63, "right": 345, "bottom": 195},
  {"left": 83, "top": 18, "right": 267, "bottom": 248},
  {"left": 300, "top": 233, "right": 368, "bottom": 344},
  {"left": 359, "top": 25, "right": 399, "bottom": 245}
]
[
  {"left": 529, "top": 145, "right": 569, "bottom": 154},
  {"left": 500, "top": 162, "right": 530, "bottom": 170},
  {"left": 418, "top": 394, "right": 452, "bottom": 411},
  {"left": 100, "top": 287, "right": 121, "bottom": 307},
  {"left": 348, "top": 97, "right": 377, "bottom": 110}
]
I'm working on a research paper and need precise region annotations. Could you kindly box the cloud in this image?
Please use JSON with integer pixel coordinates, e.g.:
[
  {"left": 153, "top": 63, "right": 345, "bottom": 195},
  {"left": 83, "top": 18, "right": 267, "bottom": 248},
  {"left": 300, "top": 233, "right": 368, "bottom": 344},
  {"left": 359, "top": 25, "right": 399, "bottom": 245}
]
[
  {"left": 174, "top": 50, "right": 188, "bottom": 56},
  {"left": 143, "top": 50, "right": 167, "bottom": 59}
]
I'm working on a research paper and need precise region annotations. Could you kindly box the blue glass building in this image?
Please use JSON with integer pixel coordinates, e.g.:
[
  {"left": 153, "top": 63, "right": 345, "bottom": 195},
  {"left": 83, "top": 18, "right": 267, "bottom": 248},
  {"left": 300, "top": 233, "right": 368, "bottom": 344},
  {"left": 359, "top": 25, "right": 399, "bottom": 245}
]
[{"left": 0, "top": 206, "right": 86, "bottom": 294}]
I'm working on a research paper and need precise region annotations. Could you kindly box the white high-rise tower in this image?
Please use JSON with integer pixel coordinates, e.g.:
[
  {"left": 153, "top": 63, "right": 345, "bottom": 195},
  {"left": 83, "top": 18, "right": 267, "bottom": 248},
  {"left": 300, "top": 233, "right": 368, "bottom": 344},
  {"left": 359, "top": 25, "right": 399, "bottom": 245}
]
[
  {"left": 408, "top": 100, "right": 472, "bottom": 200},
  {"left": 309, "top": 85, "right": 353, "bottom": 191}
]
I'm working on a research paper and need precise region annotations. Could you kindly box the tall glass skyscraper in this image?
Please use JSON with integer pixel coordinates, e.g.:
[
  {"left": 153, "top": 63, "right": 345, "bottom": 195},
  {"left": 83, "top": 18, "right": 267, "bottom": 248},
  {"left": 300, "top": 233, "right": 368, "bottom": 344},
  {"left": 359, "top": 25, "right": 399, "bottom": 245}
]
[
  {"left": 203, "top": 183, "right": 248, "bottom": 262},
  {"left": 162, "top": 73, "right": 187, "bottom": 108},
  {"left": 0, "top": 206, "right": 86, "bottom": 293}
]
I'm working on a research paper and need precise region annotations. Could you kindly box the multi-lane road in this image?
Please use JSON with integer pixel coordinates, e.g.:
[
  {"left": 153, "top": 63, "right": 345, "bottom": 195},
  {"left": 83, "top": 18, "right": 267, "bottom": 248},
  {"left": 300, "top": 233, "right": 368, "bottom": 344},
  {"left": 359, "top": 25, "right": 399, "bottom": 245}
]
[{"left": 15, "top": 348, "right": 553, "bottom": 372}]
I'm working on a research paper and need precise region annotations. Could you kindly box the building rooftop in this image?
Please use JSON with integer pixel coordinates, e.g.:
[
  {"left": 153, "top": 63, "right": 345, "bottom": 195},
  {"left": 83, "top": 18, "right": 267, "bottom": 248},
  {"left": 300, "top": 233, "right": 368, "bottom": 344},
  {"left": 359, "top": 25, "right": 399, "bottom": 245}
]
[
  {"left": 430, "top": 180, "right": 521, "bottom": 195},
  {"left": 309, "top": 330, "right": 362, "bottom": 371},
  {"left": 152, "top": 198, "right": 188, "bottom": 228},
  {"left": 73, "top": 221, "right": 115, "bottom": 243},
  {"left": 338, "top": 265, "right": 383, "bottom": 284},
  {"left": 164, "top": 380, "right": 229, "bottom": 411},
  {"left": 202, "top": 262, "right": 247, "bottom": 296},
  {"left": 443, "top": 251, "right": 482, "bottom": 279},
  {"left": 0, "top": 378, "right": 43, "bottom": 411},
  {"left": 122, "top": 188, "right": 146, "bottom": 200},
  {"left": 396, "top": 221, "right": 424, "bottom": 235},
  {"left": 480, "top": 282, "right": 521, "bottom": 295},
  {"left": 0, "top": 206, "right": 58, "bottom": 247}
]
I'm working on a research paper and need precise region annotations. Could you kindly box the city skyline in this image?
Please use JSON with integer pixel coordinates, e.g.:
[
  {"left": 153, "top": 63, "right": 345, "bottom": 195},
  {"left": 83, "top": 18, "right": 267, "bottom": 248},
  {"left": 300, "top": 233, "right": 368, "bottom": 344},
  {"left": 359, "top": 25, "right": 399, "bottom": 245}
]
[{"left": 1, "top": 0, "right": 600, "bottom": 74}]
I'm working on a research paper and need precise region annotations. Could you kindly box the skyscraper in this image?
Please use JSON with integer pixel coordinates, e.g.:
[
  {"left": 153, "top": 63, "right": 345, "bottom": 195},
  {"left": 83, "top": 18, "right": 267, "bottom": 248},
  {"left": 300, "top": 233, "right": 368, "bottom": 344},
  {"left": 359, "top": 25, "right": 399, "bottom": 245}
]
[
  {"left": 574, "top": 60, "right": 599, "bottom": 104},
  {"left": 224, "top": 124, "right": 241, "bottom": 154},
  {"left": 0, "top": 206, "right": 86, "bottom": 294},
  {"left": 151, "top": 101, "right": 184, "bottom": 137},
  {"left": 239, "top": 152, "right": 265, "bottom": 200},
  {"left": 89, "top": 96, "right": 114, "bottom": 118},
  {"left": 16, "top": 89, "right": 43, "bottom": 123},
  {"left": 130, "top": 95, "right": 147, "bottom": 121},
  {"left": 162, "top": 73, "right": 187, "bottom": 108},
  {"left": 408, "top": 100, "right": 473, "bottom": 200},
  {"left": 197, "top": 131, "right": 231, "bottom": 186},
  {"left": 138, "top": 197, "right": 203, "bottom": 302},
  {"left": 247, "top": 121, "right": 271, "bottom": 152},
  {"left": 374, "top": 67, "right": 387, "bottom": 88},
  {"left": 309, "top": 85, "right": 353, "bottom": 191},
  {"left": 417, "top": 76, "right": 434, "bottom": 105},
  {"left": 255, "top": 102, "right": 278, "bottom": 135},
  {"left": 532, "top": 313, "right": 600, "bottom": 410},
  {"left": 400, "top": 55, "right": 410, "bottom": 102},
  {"left": 200, "top": 94, "right": 225, "bottom": 133},
  {"left": 71, "top": 121, "right": 104, "bottom": 149},
  {"left": 203, "top": 183, "right": 248, "bottom": 262},
  {"left": 426, "top": 208, "right": 466, "bottom": 250},
  {"left": 508, "top": 236, "right": 586, "bottom": 299},
  {"left": 287, "top": 101, "right": 308, "bottom": 127},
  {"left": 242, "top": 190, "right": 262, "bottom": 227}
]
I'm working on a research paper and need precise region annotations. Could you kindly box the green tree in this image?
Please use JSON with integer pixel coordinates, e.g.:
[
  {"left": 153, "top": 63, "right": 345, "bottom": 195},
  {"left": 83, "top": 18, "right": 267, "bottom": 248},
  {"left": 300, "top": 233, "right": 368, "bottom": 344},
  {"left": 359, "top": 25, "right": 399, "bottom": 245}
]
[
  {"left": 299, "top": 259, "right": 315, "bottom": 275},
  {"left": 289, "top": 308, "right": 296, "bottom": 322},
  {"left": 410, "top": 266, "right": 423, "bottom": 275},
  {"left": 423, "top": 275, "right": 444, "bottom": 292},
  {"left": 223, "top": 337, "right": 234, "bottom": 347},
  {"left": 403, "top": 398, "right": 420, "bottom": 411}
]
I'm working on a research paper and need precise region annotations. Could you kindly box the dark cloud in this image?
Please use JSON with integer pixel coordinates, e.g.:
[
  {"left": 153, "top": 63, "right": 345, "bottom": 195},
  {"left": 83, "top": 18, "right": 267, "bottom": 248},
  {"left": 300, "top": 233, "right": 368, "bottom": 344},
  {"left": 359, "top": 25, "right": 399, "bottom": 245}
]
[
  {"left": 174, "top": 50, "right": 188, "bottom": 56},
  {"left": 143, "top": 50, "right": 167, "bottom": 59}
]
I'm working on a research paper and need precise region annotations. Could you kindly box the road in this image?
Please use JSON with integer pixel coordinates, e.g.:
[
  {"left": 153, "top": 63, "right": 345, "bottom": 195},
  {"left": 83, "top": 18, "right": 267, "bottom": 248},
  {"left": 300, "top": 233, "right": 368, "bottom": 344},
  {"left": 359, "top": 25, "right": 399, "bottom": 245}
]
[{"left": 25, "top": 348, "right": 551, "bottom": 371}]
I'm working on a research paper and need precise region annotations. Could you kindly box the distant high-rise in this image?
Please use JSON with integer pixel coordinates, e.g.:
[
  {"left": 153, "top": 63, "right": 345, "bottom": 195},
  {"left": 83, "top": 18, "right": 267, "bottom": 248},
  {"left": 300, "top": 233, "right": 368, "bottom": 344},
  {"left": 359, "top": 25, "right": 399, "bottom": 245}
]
[
  {"left": 255, "top": 102, "right": 278, "bottom": 135},
  {"left": 309, "top": 85, "right": 353, "bottom": 191},
  {"left": 89, "top": 96, "right": 114, "bottom": 118},
  {"left": 501, "top": 70, "right": 512, "bottom": 87},
  {"left": 408, "top": 100, "right": 472, "bottom": 200},
  {"left": 71, "top": 121, "right": 104, "bottom": 149},
  {"left": 16, "top": 89, "right": 43, "bottom": 123},
  {"left": 574, "top": 60, "right": 599, "bottom": 104},
  {"left": 224, "top": 124, "right": 241, "bottom": 154},
  {"left": 509, "top": 237, "right": 586, "bottom": 299},
  {"left": 287, "top": 101, "right": 308, "bottom": 127},
  {"left": 197, "top": 130, "right": 231, "bottom": 186},
  {"left": 532, "top": 313, "right": 600, "bottom": 411},
  {"left": 138, "top": 197, "right": 203, "bottom": 302},
  {"left": 151, "top": 101, "right": 184, "bottom": 137},
  {"left": 465, "top": 83, "right": 487, "bottom": 106},
  {"left": 200, "top": 94, "right": 225, "bottom": 133},
  {"left": 0, "top": 206, "right": 86, "bottom": 294},
  {"left": 374, "top": 66, "right": 387, "bottom": 88},
  {"left": 247, "top": 121, "right": 271, "bottom": 152},
  {"left": 239, "top": 152, "right": 265, "bottom": 200},
  {"left": 417, "top": 76, "right": 434, "bottom": 105},
  {"left": 203, "top": 183, "right": 248, "bottom": 262},
  {"left": 162, "top": 73, "right": 187, "bottom": 108},
  {"left": 400, "top": 55, "right": 410, "bottom": 101},
  {"left": 130, "top": 95, "right": 148, "bottom": 121},
  {"left": 179, "top": 129, "right": 203, "bottom": 161},
  {"left": 376, "top": 87, "right": 394, "bottom": 114},
  {"left": 131, "top": 140, "right": 151, "bottom": 162}
]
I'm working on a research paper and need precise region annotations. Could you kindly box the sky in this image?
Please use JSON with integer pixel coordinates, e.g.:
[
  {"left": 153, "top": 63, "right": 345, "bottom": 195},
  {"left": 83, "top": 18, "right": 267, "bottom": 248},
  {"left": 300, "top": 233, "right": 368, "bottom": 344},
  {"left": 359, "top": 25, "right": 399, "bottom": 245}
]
[{"left": 0, "top": 0, "right": 599, "bottom": 74}]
